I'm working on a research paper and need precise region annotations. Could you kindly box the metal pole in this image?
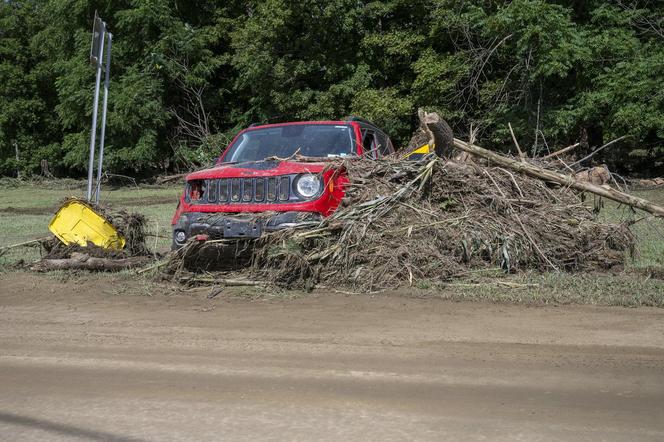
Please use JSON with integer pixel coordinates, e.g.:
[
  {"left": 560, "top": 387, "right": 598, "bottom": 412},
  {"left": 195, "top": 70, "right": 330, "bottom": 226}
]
[
  {"left": 95, "top": 30, "right": 112, "bottom": 204},
  {"left": 14, "top": 141, "right": 20, "bottom": 179},
  {"left": 86, "top": 26, "right": 105, "bottom": 202}
]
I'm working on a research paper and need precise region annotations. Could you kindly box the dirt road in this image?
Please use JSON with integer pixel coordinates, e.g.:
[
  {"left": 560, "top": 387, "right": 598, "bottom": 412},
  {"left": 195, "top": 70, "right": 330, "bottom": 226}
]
[{"left": 1, "top": 272, "right": 663, "bottom": 441}]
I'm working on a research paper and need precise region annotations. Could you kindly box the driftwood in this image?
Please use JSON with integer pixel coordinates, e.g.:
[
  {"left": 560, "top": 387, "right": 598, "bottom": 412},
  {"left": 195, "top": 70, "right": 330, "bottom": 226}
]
[
  {"left": 508, "top": 122, "right": 526, "bottom": 161},
  {"left": 0, "top": 237, "right": 49, "bottom": 257},
  {"left": 542, "top": 143, "right": 580, "bottom": 159},
  {"left": 103, "top": 172, "right": 139, "bottom": 188},
  {"left": 419, "top": 109, "right": 454, "bottom": 158},
  {"left": 31, "top": 252, "right": 150, "bottom": 272},
  {"left": 631, "top": 177, "right": 664, "bottom": 189},
  {"left": 136, "top": 260, "right": 168, "bottom": 274},
  {"left": 568, "top": 136, "right": 627, "bottom": 167},
  {"left": 450, "top": 138, "right": 664, "bottom": 218},
  {"left": 575, "top": 166, "right": 611, "bottom": 186},
  {"left": 415, "top": 111, "right": 663, "bottom": 217}
]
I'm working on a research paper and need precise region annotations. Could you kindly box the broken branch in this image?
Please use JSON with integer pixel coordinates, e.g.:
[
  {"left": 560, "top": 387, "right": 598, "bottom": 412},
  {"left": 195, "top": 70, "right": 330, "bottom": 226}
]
[
  {"left": 451, "top": 138, "right": 664, "bottom": 218},
  {"left": 508, "top": 122, "right": 526, "bottom": 161},
  {"left": 568, "top": 136, "right": 627, "bottom": 167},
  {"left": 542, "top": 143, "right": 580, "bottom": 159}
]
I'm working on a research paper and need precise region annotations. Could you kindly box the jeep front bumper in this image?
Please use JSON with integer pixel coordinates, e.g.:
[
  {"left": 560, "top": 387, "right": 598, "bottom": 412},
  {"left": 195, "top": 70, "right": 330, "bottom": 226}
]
[{"left": 172, "top": 211, "right": 322, "bottom": 249}]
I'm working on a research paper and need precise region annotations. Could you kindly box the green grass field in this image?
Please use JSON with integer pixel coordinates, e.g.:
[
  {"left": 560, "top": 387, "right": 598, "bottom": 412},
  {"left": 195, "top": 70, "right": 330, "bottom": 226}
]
[
  {"left": 597, "top": 187, "right": 664, "bottom": 269},
  {"left": 1, "top": 179, "right": 663, "bottom": 305},
  {"left": 0, "top": 179, "right": 182, "bottom": 264}
]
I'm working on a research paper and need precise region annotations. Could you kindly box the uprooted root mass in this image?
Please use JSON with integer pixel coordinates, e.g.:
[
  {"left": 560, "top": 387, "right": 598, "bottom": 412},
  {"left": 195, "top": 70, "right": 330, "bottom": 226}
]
[{"left": 171, "top": 157, "right": 634, "bottom": 292}]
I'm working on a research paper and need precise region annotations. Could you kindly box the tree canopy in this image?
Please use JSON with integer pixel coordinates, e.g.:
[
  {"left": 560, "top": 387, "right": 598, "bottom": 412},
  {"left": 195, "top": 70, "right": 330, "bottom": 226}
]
[{"left": 1, "top": 0, "right": 662, "bottom": 177}]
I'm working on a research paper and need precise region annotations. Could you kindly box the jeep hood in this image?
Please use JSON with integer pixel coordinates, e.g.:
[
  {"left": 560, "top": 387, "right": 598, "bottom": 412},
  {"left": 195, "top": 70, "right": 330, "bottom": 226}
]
[{"left": 186, "top": 160, "right": 329, "bottom": 181}]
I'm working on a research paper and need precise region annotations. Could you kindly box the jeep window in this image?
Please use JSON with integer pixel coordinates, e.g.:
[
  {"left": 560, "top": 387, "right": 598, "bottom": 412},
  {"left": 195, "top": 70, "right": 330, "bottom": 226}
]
[
  {"left": 361, "top": 129, "right": 379, "bottom": 159},
  {"left": 375, "top": 131, "right": 393, "bottom": 156},
  {"left": 223, "top": 124, "right": 355, "bottom": 163}
]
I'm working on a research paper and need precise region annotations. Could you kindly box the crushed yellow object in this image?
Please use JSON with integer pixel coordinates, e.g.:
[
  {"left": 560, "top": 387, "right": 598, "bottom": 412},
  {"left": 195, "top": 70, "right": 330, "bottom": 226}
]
[
  {"left": 403, "top": 143, "right": 434, "bottom": 159},
  {"left": 412, "top": 143, "right": 433, "bottom": 155},
  {"left": 48, "top": 200, "right": 125, "bottom": 249}
]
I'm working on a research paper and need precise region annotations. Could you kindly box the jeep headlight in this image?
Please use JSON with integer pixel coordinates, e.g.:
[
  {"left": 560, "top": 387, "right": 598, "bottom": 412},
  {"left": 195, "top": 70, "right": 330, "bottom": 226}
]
[
  {"left": 294, "top": 174, "right": 322, "bottom": 198},
  {"left": 175, "top": 230, "right": 186, "bottom": 244}
]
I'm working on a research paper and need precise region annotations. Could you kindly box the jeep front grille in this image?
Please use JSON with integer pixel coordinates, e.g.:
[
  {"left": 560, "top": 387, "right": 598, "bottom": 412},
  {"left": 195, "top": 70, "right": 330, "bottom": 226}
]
[{"left": 188, "top": 176, "right": 299, "bottom": 205}]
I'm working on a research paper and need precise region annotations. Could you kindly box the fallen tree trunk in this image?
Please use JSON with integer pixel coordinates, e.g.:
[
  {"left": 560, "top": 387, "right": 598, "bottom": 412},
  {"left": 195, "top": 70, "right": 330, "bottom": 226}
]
[
  {"left": 451, "top": 138, "right": 664, "bottom": 218},
  {"left": 31, "top": 252, "right": 150, "bottom": 272},
  {"left": 419, "top": 109, "right": 454, "bottom": 158}
]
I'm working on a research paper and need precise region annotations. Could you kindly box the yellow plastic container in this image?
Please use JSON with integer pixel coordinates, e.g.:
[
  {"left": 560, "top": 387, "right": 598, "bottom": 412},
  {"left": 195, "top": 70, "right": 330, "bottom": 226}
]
[
  {"left": 48, "top": 200, "right": 125, "bottom": 250},
  {"left": 403, "top": 143, "right": 434, "bottom": 159}
]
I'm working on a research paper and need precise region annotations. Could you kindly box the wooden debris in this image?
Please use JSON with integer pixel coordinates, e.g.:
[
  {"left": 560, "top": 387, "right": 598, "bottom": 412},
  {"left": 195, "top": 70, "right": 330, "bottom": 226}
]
[
  {"left": 575, "top": 166, "right": 611, "bottom": 186},
  {"left": 419, "top": 109, "right": 455, "bottom": 158},
  {"left": 508, "top": 122, "right": 526, "bottom": 161},
  {"left": 542, "top": 143, "right": 580, "bottom": 159},
  {"left": 568, "top": 136, "right": 627, "bottom": 167},
  {"left": 31, "top": 252, "right": 150, "bottom": 272},
  {"left": 449, "top": 138, "right": 664, "bottom": 218},
  {"left": 0, "top": 237, "right": 49, "bottom": 257}
]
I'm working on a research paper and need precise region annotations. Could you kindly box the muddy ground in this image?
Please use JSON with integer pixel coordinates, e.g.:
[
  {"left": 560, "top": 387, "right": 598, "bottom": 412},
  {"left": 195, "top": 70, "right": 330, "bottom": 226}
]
[{"left": 1, "top": 271, "right": 663, "bottom": 441}]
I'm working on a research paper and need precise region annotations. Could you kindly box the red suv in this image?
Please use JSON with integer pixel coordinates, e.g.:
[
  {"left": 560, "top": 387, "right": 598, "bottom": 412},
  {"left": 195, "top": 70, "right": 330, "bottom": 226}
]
[{"left": 171, "top": 117, "right": 394, "bottom": 249}]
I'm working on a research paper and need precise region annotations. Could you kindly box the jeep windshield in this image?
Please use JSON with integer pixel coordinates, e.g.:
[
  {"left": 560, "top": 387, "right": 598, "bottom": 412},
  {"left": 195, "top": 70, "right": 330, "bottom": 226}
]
[{"left": 222, "top": 124, "right": 355, "bottom": 163}]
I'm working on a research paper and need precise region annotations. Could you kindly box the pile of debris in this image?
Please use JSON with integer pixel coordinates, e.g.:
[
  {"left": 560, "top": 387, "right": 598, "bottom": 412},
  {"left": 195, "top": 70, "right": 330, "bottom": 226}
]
[
  {"left": 250, "top": 157, "right": 633, "bottom": 291},
  {"left": 171, "top": 154, "right": 635, "bottom": 292},
  {"left": 31, "top": 199, "right": 152, "bottom": 271},
  {"left": 165, "top": 112, "right": 663, "bottom": 291}
]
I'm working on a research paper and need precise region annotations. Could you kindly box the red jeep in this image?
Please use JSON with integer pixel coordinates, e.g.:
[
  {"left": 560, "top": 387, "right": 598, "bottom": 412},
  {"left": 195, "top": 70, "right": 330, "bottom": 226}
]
[{"left": 171, "top": 118, "right": 394, "bottom": 249}]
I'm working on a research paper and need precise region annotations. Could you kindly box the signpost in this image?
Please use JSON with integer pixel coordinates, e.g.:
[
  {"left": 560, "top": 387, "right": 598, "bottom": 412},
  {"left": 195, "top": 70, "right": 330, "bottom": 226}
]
[
  {"left": 95, "top": 32, "right": 112, "bottom": 204},
  {"left": 87, "top": 11, "right": 112, "bottom": 203}
]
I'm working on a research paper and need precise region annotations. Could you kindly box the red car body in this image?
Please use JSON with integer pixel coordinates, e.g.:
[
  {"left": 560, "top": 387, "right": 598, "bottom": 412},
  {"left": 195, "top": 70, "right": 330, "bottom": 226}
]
[{"left": 171, "top": 119, "right": 393, "bottom": 248}]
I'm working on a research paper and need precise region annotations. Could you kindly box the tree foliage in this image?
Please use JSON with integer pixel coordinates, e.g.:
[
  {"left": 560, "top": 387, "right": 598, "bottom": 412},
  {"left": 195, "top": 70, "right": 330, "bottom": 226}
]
[{"left": 0, "top": 0, "right": 662, "bottom": 177}]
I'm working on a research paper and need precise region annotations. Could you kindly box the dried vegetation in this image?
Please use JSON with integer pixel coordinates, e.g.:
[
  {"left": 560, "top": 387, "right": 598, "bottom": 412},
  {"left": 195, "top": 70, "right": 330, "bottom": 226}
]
[{"left": 172, "top": 156, "right": 634, "bottom": 292}]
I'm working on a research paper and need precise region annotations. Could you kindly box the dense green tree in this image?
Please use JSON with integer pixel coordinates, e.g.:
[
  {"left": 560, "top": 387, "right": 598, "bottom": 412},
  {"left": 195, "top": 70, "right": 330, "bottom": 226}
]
[
  {"left": 0, "top": 2, "right": 55, "bottom": 175},
  {"left": 0, "top": 0, "right": 662, "bottom": 177}
]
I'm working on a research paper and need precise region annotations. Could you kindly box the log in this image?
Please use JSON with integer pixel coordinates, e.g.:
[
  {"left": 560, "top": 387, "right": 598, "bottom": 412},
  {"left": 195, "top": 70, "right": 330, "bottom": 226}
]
[
  {"left": 451, "top": 138, "right": 664, "bottom": 218},
  {"left": 541, "top": 142, "right": 580, "bottom": 159},
  {"left": 419, "top": 109, "right": 454, "bottom": 158},
  {"left": 31, "top": 252, "right": 150, "bottom": 272}
]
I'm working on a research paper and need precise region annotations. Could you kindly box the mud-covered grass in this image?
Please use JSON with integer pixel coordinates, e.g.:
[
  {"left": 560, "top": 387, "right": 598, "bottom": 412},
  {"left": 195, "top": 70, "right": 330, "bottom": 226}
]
[
  {"left": 1, "top": 179, "right": 663, "bottom": 306},
  {"left": 416, "top": 271, "right": 664, "bottom": 307}
]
